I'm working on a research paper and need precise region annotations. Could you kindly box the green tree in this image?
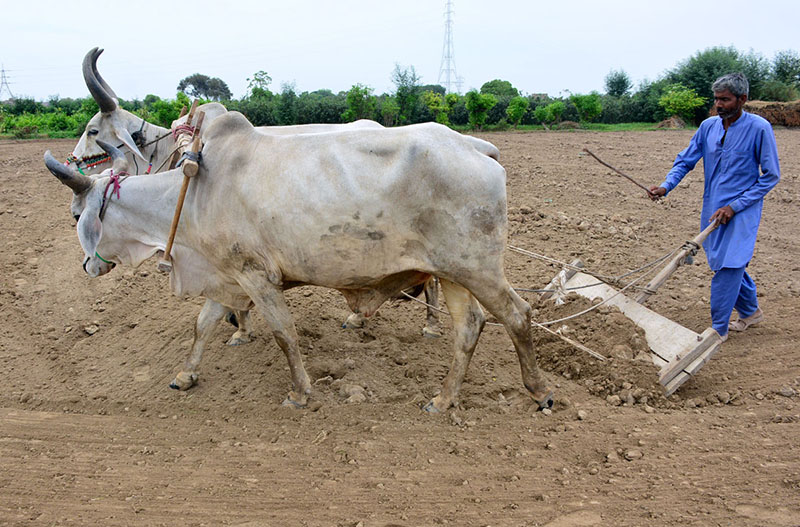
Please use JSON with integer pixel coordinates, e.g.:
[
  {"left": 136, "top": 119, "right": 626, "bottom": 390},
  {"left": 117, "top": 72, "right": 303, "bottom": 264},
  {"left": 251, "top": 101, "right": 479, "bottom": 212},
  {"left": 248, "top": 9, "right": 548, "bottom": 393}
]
[
  {"left": 605, "top": 69, "right": 632, "bottom": 97},
  {"left": 480, "top": 79, "right": 519, "bottom": 98},
  {"left": 247, "top": 70, "right": 273, "bottom": 97},
  {"left": 379, "top": 96, "right": 400, "bottom": 126},
  {"left": 757, "top": 80, "right": 798, "bottom": 102},
  {"left": 391, "top": 64, "right": 421, "bottom": 125},
  {"left": 739, "top": 51, "right": 771, "bottom": 100},
  {"left": 533, "top": 101, "right": 565, "bottom": 129},
  {"left": 177, "top": 73, "right": 232, "bottom": 101},
  {"left": 278, "top": 83, "right": 298, "bottom": 125},
  {"left": 773, "top": 50, "right": 800, "bottom": 87},
  {"left": 506, "top": 96, "right": 530, "bottom": 128},
  {"left": 569, "top": 92, "right": 603, "bottom": 123},
  {"left": 666, "top": 46, "right": 770, "bottom": 103},
  {"left": 419, "top": 84, "right": 446, "bottom": 95},
  {"left": 342, "top": 84, "right": 376, "bottom": 122},
  {"left": 658, "top": 84, "right": 706, "bottom": 123},
  {"left": 421, "top": 91, "right": 458, "bottom": 125},
  {"left": 464, "top": 90, "right": 497, "bottom": 130}
]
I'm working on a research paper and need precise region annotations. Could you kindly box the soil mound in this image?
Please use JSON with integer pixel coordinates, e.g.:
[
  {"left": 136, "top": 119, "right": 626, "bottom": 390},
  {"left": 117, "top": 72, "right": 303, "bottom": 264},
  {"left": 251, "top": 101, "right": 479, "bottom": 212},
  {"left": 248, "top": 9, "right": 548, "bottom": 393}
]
[
  {"left": 531, "top": 294, "right": 668, "bottom": 408},
  {"left": 656, "top": 116, "right": 687, "bottom": 129},
  {"left": 556, "top": 120, "right": 580, "bottom": 130},
  {"left": 744, "top": 99, "right": 800, "bottom": 127}
]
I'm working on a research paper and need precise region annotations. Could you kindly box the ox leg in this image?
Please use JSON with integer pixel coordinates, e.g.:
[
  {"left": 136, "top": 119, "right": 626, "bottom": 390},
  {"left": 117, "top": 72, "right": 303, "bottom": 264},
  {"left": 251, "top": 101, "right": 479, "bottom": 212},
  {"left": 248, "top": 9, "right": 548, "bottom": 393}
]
[
  {"left": 422, "top": 278, "right": 443, "bottom": 338},
  {"left": 170, "top": 298, "right": 228, "bottom": 391},
  {"left": 425, "top": 279, "right": 485, "bottom": 413},
  {"left": 239, "top": 279, "right": 312, "bottom": 407},
  {"left": 468, "top": 278, "right": 553, "bottom": 409},
  {"left": 227, "top": 309, "right": 254, "bottom": 346}
]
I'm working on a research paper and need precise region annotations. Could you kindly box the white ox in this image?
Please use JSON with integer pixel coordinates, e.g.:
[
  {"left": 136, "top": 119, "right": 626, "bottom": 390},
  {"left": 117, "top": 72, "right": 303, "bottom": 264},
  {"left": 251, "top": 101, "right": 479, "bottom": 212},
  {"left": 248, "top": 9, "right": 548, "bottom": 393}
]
[
  {"left": 44, "top": 112, "right": 554, "bottom": 412},
  {"left": 70, "top": 48, "right": 441, "bottom": 339}
]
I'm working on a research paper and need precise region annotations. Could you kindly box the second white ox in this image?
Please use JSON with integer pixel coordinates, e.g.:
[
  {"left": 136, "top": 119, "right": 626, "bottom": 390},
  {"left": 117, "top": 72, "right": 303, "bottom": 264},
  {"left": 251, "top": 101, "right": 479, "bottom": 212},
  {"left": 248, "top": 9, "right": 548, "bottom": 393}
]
[{"left": 45, "top": 111, "right": 553, "bottom": 412}]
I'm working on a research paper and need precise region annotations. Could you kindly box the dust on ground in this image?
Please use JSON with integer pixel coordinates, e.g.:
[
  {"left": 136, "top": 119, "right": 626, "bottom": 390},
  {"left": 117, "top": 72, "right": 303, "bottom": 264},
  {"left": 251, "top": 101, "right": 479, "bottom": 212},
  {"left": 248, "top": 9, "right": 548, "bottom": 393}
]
[{"left": 1, "top": 130, "right": 799, "bottom": 526}]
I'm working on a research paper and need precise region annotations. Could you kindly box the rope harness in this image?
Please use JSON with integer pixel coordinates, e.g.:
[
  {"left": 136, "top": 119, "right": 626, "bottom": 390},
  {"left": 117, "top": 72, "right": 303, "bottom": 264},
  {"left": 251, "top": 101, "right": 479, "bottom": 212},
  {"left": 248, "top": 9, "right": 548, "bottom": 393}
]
[
  {"left": 153, "top": 123, "right": 198, "bottom": 173},
  {"left": 99, "top": 169, "right": 128, "bottom": 221},
  {"left": 93, "top": 169, "right": 129, "bottom": 265}
]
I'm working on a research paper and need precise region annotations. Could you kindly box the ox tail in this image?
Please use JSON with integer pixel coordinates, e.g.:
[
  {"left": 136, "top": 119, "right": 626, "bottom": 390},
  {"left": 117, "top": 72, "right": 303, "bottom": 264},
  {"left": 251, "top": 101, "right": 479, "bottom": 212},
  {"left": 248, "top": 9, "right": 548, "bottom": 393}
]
[{"left": 463, "top": 136, "right": 500, "bottom": 161}]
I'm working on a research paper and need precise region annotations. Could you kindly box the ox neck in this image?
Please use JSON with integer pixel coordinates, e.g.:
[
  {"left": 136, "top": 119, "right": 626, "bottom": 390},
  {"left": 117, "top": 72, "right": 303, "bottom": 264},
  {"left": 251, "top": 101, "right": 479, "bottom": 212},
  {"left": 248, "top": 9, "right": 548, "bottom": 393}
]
[{"left": 98, "top": 169, "right": 184, "bottom": 248}]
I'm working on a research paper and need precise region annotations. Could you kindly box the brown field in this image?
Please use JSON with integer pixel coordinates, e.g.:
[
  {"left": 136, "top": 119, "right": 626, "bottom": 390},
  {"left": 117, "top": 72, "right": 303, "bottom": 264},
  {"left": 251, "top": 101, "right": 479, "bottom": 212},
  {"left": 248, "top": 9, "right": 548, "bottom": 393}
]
[{"left": 1, "top": 129, "right": 798, "bottom": 526}]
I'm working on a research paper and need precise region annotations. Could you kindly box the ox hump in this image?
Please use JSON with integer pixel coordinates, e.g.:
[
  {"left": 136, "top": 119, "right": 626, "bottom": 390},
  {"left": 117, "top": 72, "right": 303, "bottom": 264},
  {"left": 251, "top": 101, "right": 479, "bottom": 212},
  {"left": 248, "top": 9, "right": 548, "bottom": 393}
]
[{"left": 203, "top": 111, "right": 254, "bottom": 142}]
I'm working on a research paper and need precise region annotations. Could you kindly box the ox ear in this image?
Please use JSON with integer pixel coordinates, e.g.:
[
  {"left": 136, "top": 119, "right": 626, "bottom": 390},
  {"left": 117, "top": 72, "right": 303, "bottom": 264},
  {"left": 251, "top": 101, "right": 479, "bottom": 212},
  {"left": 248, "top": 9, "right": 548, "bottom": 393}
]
[
  {"left": 115, "top": 128, "right": 147, "bottom": 162},
  {"left": 77, "top": 203, "right": 103, "bottom": 258},
  {"left": 97, "top": 139, "right": 130, "bottom": 173}
]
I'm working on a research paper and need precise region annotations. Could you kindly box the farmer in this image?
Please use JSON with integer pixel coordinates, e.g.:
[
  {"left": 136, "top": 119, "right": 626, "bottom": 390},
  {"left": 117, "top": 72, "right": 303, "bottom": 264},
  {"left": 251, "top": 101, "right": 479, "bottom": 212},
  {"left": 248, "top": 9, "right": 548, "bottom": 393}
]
[{"left": 649, "top": 72, "right": 780, "bottom": 342}]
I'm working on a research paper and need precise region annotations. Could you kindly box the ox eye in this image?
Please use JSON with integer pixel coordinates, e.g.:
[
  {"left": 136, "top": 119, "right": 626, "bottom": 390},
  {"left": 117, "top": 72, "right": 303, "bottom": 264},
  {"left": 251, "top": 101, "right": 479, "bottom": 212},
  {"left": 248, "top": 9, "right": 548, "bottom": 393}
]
[
  {"left": 73, "top": 214, "right": 80, "bottom": 222},
  {"left": 88, "top": 129, "right": 99, "bottom": 136}
]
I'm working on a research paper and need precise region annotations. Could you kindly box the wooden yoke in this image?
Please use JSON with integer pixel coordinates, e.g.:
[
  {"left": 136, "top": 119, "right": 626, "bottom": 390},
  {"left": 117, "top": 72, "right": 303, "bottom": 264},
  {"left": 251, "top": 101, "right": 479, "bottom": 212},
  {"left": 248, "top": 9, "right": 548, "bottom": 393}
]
[
  {"left": 157, "top": 110, "right": 205, "bottom": 274},
  {"left": 168, "top": 99, "right": 198, "bottom": 170}
]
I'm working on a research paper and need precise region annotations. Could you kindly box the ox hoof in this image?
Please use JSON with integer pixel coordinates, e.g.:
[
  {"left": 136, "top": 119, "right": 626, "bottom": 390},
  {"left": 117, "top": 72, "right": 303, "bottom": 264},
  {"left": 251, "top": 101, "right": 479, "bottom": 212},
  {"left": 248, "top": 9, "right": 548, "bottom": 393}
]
[
  {"left": 281, "top": 396, "right": 308, "bottom": 409},
  {"left": 422, "top": 325, "right": 443, "bottom": 339},
  {"left": 423, "top": 395, "right": 451, "bottom": 413},
  {"left": 169, "top": 371, "right": 198, "bottom": 391},
  {"left": 422, "top": 400, "right": 442, "bottom": 413},
  {"left": 281, "top": 389, "right": 310, "bottom": 409},
  {"left": 226, "top": 332, "right": 252, "bottom": 346},
  {"left": 534, "top": 391, "right": 555, "bottom": 411},
  {"left": 342, "top": 313, "right": 366, "bottom": 330}
]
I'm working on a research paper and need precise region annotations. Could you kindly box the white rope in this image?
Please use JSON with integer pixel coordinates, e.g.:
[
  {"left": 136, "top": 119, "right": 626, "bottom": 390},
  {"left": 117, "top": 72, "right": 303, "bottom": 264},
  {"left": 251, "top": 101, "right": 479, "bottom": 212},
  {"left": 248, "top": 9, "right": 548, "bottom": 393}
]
[
  {"left": 507, "top": 244, "right": 675, "bottom": 286},
  {"left": 402, "top": 289, "right": 606, "bottom": 361}
]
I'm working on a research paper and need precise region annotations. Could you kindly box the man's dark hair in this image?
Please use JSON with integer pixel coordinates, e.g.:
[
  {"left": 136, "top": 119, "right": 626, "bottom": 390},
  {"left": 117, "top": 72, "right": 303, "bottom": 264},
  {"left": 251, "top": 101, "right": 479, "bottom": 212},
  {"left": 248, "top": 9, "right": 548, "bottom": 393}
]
[{"left": 712, "top": 73, "right": 749, "bottom": 98}]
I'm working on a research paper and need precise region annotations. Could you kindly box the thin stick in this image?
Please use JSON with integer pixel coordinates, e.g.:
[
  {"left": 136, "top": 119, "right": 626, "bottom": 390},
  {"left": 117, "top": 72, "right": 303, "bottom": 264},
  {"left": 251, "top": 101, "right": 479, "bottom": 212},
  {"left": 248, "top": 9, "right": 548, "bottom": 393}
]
[
  {"left": 157, "top": 111, "right": 205, "bottom": 274},
  {"left": 583, "top": 148, "right": 656, "bottom": 199}
]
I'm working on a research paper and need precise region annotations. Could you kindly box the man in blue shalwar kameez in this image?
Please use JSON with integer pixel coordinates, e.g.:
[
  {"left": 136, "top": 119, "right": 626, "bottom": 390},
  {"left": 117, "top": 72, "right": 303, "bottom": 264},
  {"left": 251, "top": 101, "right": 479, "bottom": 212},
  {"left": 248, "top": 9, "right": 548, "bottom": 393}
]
[{"left": 649, "top": 73, "right": 780, "bottom": 342}]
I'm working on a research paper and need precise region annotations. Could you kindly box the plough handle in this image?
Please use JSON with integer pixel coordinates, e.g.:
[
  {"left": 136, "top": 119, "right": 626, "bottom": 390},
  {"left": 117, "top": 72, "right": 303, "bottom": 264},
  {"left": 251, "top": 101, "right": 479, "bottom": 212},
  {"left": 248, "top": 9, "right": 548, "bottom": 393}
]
[{"left": 634, "top": 222, "right": 719, "bottom": 303}]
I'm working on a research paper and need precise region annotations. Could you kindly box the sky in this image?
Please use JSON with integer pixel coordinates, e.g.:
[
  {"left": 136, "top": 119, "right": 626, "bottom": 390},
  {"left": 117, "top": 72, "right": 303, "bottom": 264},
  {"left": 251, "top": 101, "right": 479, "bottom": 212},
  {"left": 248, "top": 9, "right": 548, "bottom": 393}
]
[{"left": 1, "top": 0, "right": 797, "bottom": 102}]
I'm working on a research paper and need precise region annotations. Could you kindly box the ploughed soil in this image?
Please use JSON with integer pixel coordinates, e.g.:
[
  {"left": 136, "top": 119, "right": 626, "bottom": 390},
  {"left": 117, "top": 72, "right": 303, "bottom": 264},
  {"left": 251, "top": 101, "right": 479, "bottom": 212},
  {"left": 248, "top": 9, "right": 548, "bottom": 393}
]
[{"left": 1, "top": 129, "right": 798, "bottom": 526}]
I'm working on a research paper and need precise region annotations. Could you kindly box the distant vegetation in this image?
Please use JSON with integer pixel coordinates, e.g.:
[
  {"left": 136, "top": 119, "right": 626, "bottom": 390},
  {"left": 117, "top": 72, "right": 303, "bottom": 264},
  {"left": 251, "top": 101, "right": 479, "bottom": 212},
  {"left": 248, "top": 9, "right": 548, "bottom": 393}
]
[{"left": 2, "top": 46, "right": 798, "bottom": 139}]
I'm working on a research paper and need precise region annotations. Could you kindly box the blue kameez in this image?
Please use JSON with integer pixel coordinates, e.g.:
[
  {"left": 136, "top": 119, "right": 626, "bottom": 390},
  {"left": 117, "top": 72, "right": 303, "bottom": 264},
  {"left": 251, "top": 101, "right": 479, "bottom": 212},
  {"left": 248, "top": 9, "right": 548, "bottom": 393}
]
[
  {"left": 659, "top": 112, "right": 780, "bottom": 334},
  {"left": 660, "top": 111, "right": 780, "bottom": 270}
]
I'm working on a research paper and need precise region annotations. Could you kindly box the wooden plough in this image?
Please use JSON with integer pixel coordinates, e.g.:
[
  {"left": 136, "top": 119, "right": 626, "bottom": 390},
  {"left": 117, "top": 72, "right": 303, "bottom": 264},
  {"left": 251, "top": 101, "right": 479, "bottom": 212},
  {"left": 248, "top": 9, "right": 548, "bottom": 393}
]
[{"left": 542, "top": 223, "right": 721, "bottom": 396}]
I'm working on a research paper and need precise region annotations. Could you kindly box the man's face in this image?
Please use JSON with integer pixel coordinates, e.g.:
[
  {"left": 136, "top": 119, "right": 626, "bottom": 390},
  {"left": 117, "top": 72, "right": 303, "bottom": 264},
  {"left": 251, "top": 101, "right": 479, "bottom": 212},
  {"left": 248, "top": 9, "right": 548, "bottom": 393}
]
[{"left": 714, "top": 89, "right": 747, "bottom": 120}]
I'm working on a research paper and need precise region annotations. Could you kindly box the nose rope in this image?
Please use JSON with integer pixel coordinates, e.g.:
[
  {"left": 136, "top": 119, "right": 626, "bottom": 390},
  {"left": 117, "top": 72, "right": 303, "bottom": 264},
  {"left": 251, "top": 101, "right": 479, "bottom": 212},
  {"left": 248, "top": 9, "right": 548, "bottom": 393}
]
[
  {"left": 94, "top": 170, "right": 129, "bottom": 266},
  {"left": 99, "top": 170, "right": 124, "bottom": 220}
]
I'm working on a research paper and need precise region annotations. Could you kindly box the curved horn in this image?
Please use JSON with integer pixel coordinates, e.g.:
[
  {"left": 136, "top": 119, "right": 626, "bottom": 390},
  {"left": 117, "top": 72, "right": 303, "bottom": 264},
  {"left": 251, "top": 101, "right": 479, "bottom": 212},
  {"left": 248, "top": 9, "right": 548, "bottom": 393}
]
[
  {"left": 92, "top": 48, "right": 118, "bottom": 99},
  {"left": 96, "top": 139, "right": 130, "bottom": 173},
  {"left": 44, "top": 151, "right": 92, "bottom": 194},
  {"left": 82, "top": 47, "right": 117, "bottom": 113}
]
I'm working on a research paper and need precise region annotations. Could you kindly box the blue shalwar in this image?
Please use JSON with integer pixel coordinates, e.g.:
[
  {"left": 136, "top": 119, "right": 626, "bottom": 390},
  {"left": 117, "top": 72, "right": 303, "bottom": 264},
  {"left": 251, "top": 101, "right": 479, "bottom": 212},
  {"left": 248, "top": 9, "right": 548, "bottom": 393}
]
[{"left": 659, "top": 112, "right": 780, "bottom": 335}]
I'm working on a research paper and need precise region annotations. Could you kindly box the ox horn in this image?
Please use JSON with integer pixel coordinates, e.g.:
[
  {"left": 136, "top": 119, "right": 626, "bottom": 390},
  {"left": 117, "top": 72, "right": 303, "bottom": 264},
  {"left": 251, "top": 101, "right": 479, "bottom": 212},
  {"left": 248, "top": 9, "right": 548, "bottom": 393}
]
[
  {"left": 92, "top": 47, "right": 118, "bottom": 99},
  {"left": 96, "top": 139, "right": 130, "bottom": 173},
  {"left": 44, "top": 151, "right": 92, "bottom": 194},
  {"left": 82, "top": 47, "right": 117, "bottom": 113}
]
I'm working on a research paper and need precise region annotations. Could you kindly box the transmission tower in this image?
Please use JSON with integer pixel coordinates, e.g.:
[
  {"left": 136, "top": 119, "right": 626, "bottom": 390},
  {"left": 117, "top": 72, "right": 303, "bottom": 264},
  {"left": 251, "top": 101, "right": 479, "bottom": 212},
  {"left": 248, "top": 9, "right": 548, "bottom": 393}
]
[
  {"left": 0, "top": 65, "right": 14, "bottom": 100},
  {"left": 437, "top": 0, "right": 462, "bottom": 94}
]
